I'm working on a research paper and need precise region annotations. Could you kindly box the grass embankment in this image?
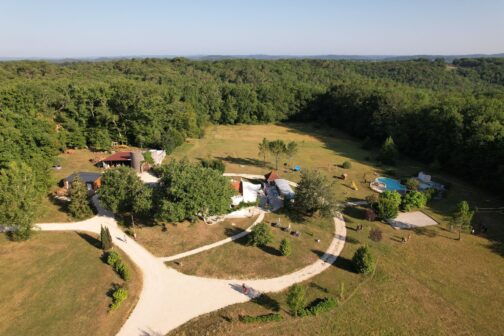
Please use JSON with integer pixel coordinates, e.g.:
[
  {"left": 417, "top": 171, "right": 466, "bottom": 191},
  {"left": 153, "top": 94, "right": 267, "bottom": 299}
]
[
  {"left": 167, "top": 123, "right": 504, "bottom": 335},
  {"left": 0, "top": 232, "right": 141, "bottom": 336},
  {"left": 171, "top": 213, "right": 334, "bottom": 279}
]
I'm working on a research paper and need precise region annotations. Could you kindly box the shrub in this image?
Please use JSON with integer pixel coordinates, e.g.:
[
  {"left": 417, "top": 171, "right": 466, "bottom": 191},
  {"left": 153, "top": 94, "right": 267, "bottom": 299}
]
[
  {"left": 352, "top": 246, "right": 376, "bottom": 275},
  {"left": 401, "top": 191, "right": 427, "bottom": 211},
  {"left": 365, "top": 194, "right": 379, "bottom": 206},
  {"left": 299, "top": 297, "right": 337, "bottom": 317},
  {"left": 287, "top": 284, "right": 306, "bottom": 317},
  {"left": 110, "top": 286, "right": 128, "bottom": 311},
  {"left": 405, "top": 178, "right": 420, "bottom": 191},
  {"left": 106, "top": 251, "right": 130, "bottom": 281},
  {"left": 107, "top": 251, "right": 121, "bottom": 267},
  {"left": 369, "top": 228, "right": 383, "bottom": 242},
  {"left": 365, "top": 208, "right": 377, "bottom": 221},
  {"left": 200, "top": 158, "right": 225, "bottom": 173},
  {"left": 279, "top": 238, "right": 292, "bottom": 256},
  {"left": 240, "top": 313, "right": 283, "bottom": 323},
  {"left": 248, "top": 223, "right": 273, "bottom": 247},
  {"left": 342, "top": 161, "right": 352, "bottom": 169},
  {"left": 423, "top": 188, "right": 437, "bottom": 201},
  {"left": 115, "top": 261, "right": 131, "bottom": 281},
  {"left": 106, "top": 251, "right": 120, "bottom": 266},
  {"left": 377, "top": 191, "right": 401, "bottom": 220}
]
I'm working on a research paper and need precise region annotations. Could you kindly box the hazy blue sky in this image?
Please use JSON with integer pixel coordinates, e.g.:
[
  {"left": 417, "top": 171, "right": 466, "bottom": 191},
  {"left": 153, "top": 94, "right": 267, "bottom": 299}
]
[{"left": 0, "top": 0, "right": 503, "bottom": 57}]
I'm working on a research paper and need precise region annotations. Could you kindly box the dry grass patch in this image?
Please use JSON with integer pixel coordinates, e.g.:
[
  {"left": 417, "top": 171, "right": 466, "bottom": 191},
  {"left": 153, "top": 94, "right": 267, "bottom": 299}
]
[
  {"left": 170, "top": 213, "right": 334, "bottom": 279},
  {"left": 0, "top": 232, "right": 141, "bottom": 336},
  {"left": 135, "top": 216, "right": 257, "bottom": 257}
]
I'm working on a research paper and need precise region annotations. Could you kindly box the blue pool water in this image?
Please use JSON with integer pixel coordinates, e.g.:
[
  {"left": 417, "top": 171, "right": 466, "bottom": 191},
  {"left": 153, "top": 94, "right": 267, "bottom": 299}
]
[{"left": 377, "top": 177, "right": 407, "bottom": 192}]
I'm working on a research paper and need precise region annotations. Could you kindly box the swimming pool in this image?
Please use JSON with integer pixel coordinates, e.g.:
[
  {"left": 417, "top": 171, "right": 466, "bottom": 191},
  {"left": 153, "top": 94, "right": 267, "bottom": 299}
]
[{"left": 376, "top": 177, "right": 407, "bottom": 192}]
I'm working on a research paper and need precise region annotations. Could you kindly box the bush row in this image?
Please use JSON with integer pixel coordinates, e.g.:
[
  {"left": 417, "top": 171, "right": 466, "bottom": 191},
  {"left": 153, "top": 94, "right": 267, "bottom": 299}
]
[
  {"left": 239, "top": 313, "right": 283, "bottom": 323},
  {"left": 299, "top": 297, "right": 337, "bottom": 317},
  {"left": 106, "top": 251, "right": 131, "bottom": 281}
]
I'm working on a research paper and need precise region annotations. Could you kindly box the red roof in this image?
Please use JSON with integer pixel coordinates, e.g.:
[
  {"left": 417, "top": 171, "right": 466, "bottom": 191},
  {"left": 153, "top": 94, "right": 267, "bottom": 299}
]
[
  {"left": 230, "top": 180, "right": 241, "bottom": 192},
  {"left": 102, "top": 151, "right": 132, "bottom": 162},
  {"left": 264, "top": 170, "right": 279, "bottom": 182}
]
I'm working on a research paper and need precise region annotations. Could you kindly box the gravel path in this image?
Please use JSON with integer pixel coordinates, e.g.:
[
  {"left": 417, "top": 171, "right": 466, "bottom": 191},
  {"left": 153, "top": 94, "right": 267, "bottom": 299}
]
[{"left": 36, "top": 189, "right": 346, "bottom": 336}]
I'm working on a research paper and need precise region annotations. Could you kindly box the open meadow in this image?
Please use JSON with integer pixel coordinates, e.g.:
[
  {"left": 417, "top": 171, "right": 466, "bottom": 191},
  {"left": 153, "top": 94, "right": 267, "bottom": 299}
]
[
  {"left": 0, "top": 232, "right": 141, "bottom": 336},
  {"left": 167, "top": 123, "right": 504, "bottom": 336}
]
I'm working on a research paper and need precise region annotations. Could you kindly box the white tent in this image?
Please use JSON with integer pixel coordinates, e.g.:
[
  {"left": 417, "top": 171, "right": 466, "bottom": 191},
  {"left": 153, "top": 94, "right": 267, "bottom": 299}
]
[
  {"left": 148, "top": 149, "right": 166, "bottom": 165},
  {"left": 231, "top": 195, "right": 244, "bottom": 206},
  {"left": 275, "top": 179, "right": 295, "bottom": 199},
  {"left": 242, "top": 180, "right": 261, "bottom": 203}
]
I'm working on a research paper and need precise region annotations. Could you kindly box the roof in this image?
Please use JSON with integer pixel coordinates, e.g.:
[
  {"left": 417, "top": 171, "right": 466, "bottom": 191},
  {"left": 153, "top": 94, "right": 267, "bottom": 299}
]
[
  {"left": 102, "top": 151, "right": 132, "bottom": 162},
  {"left": 65, "top": 172, "right": 101, "bottom": 184},
  {"left": 264, "top": 170, "right": 280, "bottom": 182}
]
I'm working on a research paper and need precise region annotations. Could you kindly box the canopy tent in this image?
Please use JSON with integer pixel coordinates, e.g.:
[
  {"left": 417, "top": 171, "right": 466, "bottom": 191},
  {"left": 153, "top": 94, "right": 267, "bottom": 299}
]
[
  {"left": 242, "top": 180, "right": 262, "bottom": 203},
  {"left": 274, "top": 178, "right": 295, "bottom": 199}
]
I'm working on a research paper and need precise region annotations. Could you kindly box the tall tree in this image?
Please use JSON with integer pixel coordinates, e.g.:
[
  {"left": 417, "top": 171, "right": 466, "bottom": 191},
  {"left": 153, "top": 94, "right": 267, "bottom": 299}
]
[
  {"left": 0, "top": 162, "right": 39, "bottom": 241},
  {"left": 268, "top": 140, "right": 287, "bottom": 170},
  {"left": 287, "top": 284, "right": 306, "bottom": 317},
  {"left": 155, "top": 160, "right": 234, "bottom": 223},
  {"left": 451, "top": 201, "right": 474, "bottom": 240},
  {"left": 295, "top": 170, "right": 337, "bottom": 217},
  {"left": 258, "top": 138, "right": 269, "bottom": 167},
  {"left": 377, "top": 191, "right": 402, "bottom": 220},
  {"left": 377, "top": 136, "right": 399, "bottom": 165},
  {"left": 68, "top": 175, "right": 93, "bottom": 219},
  {"left": 285, "top": 141, "right": 298, "bottom": 167},
  {"left": 98, "top": 166, "right": 152, "bottom": 222},
  {"left": 100, "top": 225, "right": 113, "bottom": 250}
]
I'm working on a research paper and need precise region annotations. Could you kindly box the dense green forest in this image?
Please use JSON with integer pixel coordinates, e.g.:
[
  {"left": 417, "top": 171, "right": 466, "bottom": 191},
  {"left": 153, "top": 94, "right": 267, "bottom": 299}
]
[{"left": 0, "top": 57, "right": 503, "bottom": 201}]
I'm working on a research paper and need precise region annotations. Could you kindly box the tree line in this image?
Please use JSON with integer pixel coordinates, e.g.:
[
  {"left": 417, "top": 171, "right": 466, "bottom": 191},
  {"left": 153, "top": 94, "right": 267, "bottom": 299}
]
[{"left": 0, "top": 58, "right": 503, "bottom": 238}]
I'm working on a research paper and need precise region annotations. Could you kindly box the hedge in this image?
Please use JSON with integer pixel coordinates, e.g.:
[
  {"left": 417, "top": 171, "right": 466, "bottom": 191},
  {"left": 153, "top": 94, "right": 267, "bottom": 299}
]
[
  {"left": 299, "top": 297, "right": 337, "bottom": 317},
  {"left": 239, "top": 313, "right": 283, "bottom": 323}
]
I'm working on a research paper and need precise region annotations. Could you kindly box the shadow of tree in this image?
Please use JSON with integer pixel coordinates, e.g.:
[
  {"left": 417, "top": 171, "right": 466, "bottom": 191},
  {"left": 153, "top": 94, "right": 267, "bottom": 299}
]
[
  {"left": 488, "top": 241, "right": 504, "bottom": 257},
  {"left": 216, "top": 156, "right": 266, "bottom": 168},
  {"left": 309, "top": 282, "right": 329, "bottom": 293},
  {"left": 312, "top": 249, "right": 355, "bottom": 273},
  {"left": 413, "top": 227, "right": 438, "bottom": 238},
  {"left": 251, "top": 294, "right": 280, "bottom": 312},
  {"left": 345, "top": 236, "right": 360, "bottom": 244},
  {"left": 259, "top": 244, "right": 282, "bottom": 256},
  {"left": 76, "top": 232, "right": 101, "bottom": 249},
  {"left": 343, "top": 206, "right": 367, "bottom": 221},
  {"left": 224, "top": 227, "right": 245, "bottom": 237}
]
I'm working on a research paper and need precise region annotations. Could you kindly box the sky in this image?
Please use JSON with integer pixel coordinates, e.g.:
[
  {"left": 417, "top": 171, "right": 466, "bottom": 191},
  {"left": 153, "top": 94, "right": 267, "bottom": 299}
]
[{"left": 0, "top": 0, "right": 503, "bottom": 58}]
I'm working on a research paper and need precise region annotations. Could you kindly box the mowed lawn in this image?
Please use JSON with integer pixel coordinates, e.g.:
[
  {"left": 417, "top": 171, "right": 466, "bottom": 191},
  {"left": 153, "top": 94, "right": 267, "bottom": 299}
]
[
  {"left": 167, "top": 123, "right": 504, "bottom": 335},
  {"left": 0, "top": 232, "right": 141, "bottom": 336},
  {"left": 171, "top": 213, "right": 334, "bottom": 279},
  {"left": 135, "top": 216, "right": 257, "bottom": 257}
]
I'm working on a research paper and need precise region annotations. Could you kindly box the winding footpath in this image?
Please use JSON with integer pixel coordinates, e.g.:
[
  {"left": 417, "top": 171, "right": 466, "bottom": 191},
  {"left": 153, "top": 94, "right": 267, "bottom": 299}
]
[{"left": 36, "top": 184, "right": 346, "bottom": 336}]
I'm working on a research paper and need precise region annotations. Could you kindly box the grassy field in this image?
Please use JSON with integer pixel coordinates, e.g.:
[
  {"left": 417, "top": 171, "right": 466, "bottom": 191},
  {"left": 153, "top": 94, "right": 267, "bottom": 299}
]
[
  {"left": 167, "top": 123, "right": 504, "bottom": 335},
  {"left": 171, "top": 213, "right": 334, "bottom": 279},
  {"left": 135, "top": 216, "right": 257, "bottom": 257},
  {"left": 0, "top": 232, "right": 141, "bottom": 336}
]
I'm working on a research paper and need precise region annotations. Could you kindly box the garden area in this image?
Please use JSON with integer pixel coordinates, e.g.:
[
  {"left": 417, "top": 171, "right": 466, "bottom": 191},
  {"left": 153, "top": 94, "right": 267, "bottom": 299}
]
[{"left": 0, "top": 232, "right": 141, "bottom": 336}]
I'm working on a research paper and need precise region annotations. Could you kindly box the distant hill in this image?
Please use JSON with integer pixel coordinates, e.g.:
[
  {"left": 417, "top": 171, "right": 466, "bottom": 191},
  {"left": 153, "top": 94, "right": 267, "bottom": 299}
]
[{"left": 1, "top": 53, "right": 503, "bottom": 63}]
